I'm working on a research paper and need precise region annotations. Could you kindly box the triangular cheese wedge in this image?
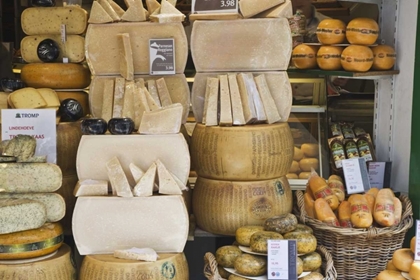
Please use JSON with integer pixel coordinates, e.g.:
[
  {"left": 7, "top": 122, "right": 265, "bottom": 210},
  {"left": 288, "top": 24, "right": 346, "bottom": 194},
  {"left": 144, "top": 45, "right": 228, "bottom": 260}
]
[
  {"left": 106, "top": 156, "right": 133, "bottom": 197},
  {"left": 133, "top": 163, "right": 156, "bottom": 197},
  {"left": 129, "top": 162, "right": 144, "bottom": 183},
  {"left": 161, "top": 0, "right": 183, "bottom": 15},
  {"left": 139, "top": 103, "right": 183, "bottom": 134},
  {"left": 150, "top": 6, "right": 161, "bottom": 16},
  {"left": 108, "top": 0, "right": 125, "bottom": 17},
  {"left": 135, "top": 78, "right": 146, "bottom": 89},
  {"left": 124, "top": 0, "right": 135, "bottom": 7},
  {"left": 146, "top": 80, "right": 161, "bottom": 107},
  {"left": 156, "top": 159, "right": 182, "bottom": 195},
  {"left": 89, "top": 1, "right": 113, "bottom": 24},
  {"left": 167, "top": 0, "right": 177, "bottom": 6},
  {"left": 74, "top": 180, "right": 109, "bottom": 197},
  {"left": 98, "top": 0, "right": 121, "bottom": 21},
  {"left": 122, "top": 0, "right": 147, "bottom": 22},
  {"left": 143, "top": 87, "right": 161, "bottom": 110},
  {"left": 146, "top": 0, "right": 161, "bottom": 14},
  {"left": 118, "top": 33, "right": 134, "bottom": 81},
  {"left": 170, "top": 171, "right": 188, "bottom": 191},
  {"left": 133, "top": 85, "right": 151, "bottom": 130}
]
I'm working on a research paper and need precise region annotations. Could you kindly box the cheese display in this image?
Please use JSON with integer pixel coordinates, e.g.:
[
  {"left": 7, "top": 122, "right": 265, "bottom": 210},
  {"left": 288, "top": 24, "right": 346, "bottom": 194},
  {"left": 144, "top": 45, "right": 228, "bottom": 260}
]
[
  {"left": 72, "top": 196, "right": 189, "bottom": 254},
  {"left": 190, "top": 123, "right": 294, "bottom": 180},
  {"left": 85, "top": 22, "right": 188, "bottom": 75},
  {"left": 316, "top": 19, "right": 346, "bottom": 45},
  {"left": 191, "top": 19, "right": 292, "bottom": 71},
  {"left": 346, "top": 17, "right": 380, "bottom": 45},
  {"left": 79, "top": 252, "right": 189, "bottom": 279},
  {"left": 371, "top": 45, "right": 397, "bottom": 70},
  {"left": 341, "top": 45, "right": 374, "bottom": 72},
  {"left": 239, "top": 0, "right": 285, "bottom": 18},
  {"left": 74, "top": 179, "right": 109, "bottom": 196}
]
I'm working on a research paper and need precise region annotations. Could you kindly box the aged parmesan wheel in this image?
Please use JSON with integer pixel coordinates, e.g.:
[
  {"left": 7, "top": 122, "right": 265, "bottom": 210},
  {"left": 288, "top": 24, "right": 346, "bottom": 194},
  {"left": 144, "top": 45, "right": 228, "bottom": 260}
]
[
  {"left": 346, "top": 18, "right": 379, "bottom": 45},
  {"left": 292, "top": 44, "right": 319, "bottom": 69},
  {"left": 341, "top": 45, "right": 374, "bottom": 72},
  {"left": 56, "top": 121, "right": 82, "bottom": 175},
  {"left": 0, "top": 244, "right": 75, "bottom": 279},
  {"left": 371, "top": 45, "right": 396, "bottom": 70},
  {"left": 316, "top": 19, "right": 346, "bottom": 45},
  {"left": 20, "top": 63, "right": 91, "bottom": 89},
  {"left": 193, "top": 176, "right": 293, "bottom": 236},
  {"left": 316, "top": 46, "right": 343, "bottom": 71},
  {"left": 79, "top": 253, "right": 189, "bottom": 280},
  {"left": 191, "top": 123, "right": 294, "bottom": 181}
]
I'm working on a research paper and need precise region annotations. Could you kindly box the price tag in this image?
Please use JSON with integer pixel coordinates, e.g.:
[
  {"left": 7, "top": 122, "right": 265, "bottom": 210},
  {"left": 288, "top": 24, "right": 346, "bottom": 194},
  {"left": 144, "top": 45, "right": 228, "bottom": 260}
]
[
  {"left": 415, "top": 220, "right": 420, "bottom": 261},
  {"left": 149, "top": 39, "right": 175, "bottom": 75},
  {"left": 1, "top": 109, "right": 57, "bottom": 164},
  {"left": 342, "top": 157, "right": 371, "bottom": 194},
  {"left": 192, "top": 0, "right": 238, "bottom": 14},
  {"left": 267, "top": 240, "right": 297, "bottom": 280},
  {"left": 368, "top": 161, "right": 392, "bottom": 189}
]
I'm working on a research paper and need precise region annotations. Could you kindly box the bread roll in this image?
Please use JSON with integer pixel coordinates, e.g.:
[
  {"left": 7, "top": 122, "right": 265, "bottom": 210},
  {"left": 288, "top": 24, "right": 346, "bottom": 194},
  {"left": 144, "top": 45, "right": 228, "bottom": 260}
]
[
  {"left": 349, "top": 194, "right": 373, "bottom": 228},
  {"left": 314, "top": 197, "right": 339, "bottom": 226},
  {"left": 338, "top": 200, "right": 352, "bottom": 227},
  {"left": 374, "top": 188, "right": 395, "bottom": 226}
]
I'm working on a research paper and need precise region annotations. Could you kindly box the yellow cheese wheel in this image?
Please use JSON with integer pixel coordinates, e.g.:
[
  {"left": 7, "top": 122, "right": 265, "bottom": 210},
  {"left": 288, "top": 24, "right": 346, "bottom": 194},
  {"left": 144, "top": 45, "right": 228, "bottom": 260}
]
[
  {"left": 56, "top": 122, "right": 82, "bottom": 175},
  {"left": 289, "top": 160, "right": 300, "bottom": 173},
  {"left": 409, "top": 262, "right": 420, "bottom": 280},
  {"left": 191, "top": 123, "right": 294, "bottom": 181},
  {"left": 411, "top": 237, "right": 416, "bottom": 253},
  {"left": 316, "top": 19, "right": 346, "bottom": 45},
  {"left": 286, "top": 173, "right": 299, "bottom": 179},
  {"left": 341, "top": 45, "right": 374, "bottom": 72},
  {"left": 316, "top": 46, "right": 343, "bottom": 71},
  {"left": 299, "top": 158, "right": 319, "bottom": 172},
  {"left": 392, "top": 248, "right": 414, "bottom": 272},
  {"left": 216, "top": 245, "right": 242, "bottom": 268},
  {"left": 346, "top": 18, "right": 379, "bottom": 45},
  {"left": 21, "top": 63, "right": 91, "bottom": 89},
  {"left": 299, "top": 172, "right": 311, "bottom": 179},
  {"left": 301, "top": 143, "right": 319, "bottom": 157},
  {"left": 292, "top": 44, "right": 319, "bottom": 69},
  {"left": 294, "top": 146, "right": 304, "bottom": 161},
  {"left": 386, "top": 260, "right": 399, "bottom": 271},
  {"left": 377, "top": 270, "right": 406, "bottom": 280},
  {"left": 371, "top": 45, "right": 396, "bottom": 70},
  {"left": 79, "top": 253, "right": 189, "bottom": 280},
  {"left": 193, "top": 176, "right": 293, "bottom": 236},
  {"left": 236, "top": 226, "right": 264, "bottom": 247}
]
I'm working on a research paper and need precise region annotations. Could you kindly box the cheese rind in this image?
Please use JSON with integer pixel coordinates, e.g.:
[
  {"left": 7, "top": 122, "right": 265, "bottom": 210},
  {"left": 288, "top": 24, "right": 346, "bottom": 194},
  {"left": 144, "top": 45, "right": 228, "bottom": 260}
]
[
  {"left": 106, "top": 156, "right": 133, "bottom": 197},
  {"left": 114, "top": 247, "right": 158, "bottom": 262},
  {"left": 73, "top": 180, "right": 109, "bottom": 197},
  {"left": 139, "top": 103, "right": 183, "bottom": 134}
]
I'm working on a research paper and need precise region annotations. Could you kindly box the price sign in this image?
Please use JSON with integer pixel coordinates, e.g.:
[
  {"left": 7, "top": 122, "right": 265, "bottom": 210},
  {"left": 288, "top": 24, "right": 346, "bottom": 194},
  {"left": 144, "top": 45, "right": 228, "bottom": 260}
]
[
  {"left": 149, "top": 39, "right": 175, "bottom": 75},
  {"left": 342, "top": 157, "right": 371, "bottom": 194},
  {"left": 192, "top": 0, "right": 238, "bottom": 14},
  {"left": 267, "top": 240, "right": 297, "bottom": 280}
]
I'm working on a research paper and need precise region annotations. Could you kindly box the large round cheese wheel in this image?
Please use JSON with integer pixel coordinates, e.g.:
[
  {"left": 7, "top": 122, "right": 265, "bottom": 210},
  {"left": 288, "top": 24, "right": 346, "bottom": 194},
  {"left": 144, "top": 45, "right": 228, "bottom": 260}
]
[
  {"left": 341, "top": 45, "right": 374, "bottom": 72},
  {"left": 392, "top": 248, "right": 414, "bottom": 272},
  {"left": 192, "top": 176, "right": 293, "bottom": 236},
  {"left": 56, "top": 121, "right": 82, "bottom": 175},
  {"left": 316, "top": 19, "right": 346, "bottom": 45},
  {"left": 409, "top": 262, "right": 420, "bottom": 280},
  {"left": 0, "top": 244, "right": 75, "bottom": 279},
  {"left": 292, "top": 44, "right": 319, "bottom": 69},
  {"left": 20, "top": 63, "right": 91, "bottom": 89},
  {"left": 316, "top": 46, "right": 343, "bottom": 70},
  {"left": 371, "top": 45, "right": 396, "bottom": 70},
  {"left": 0, "top": 223, "right": 63, "bottom": 260},
  {"left": 79, "top": 253, "right": 189, "bottom": 280},
  {"left": 191, "top": 123, "right": 294, "bottom": 181},
  {"left": 346, "top": 18, "right": 379, "bottom": 45}
]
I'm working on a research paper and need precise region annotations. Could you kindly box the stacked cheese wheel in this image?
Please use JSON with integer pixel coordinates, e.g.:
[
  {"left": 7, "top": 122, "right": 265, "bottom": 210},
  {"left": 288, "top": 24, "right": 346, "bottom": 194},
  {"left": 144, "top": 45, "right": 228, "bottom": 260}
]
[{"left": 292, "top": 17, "right": 396, "bottom": 72}]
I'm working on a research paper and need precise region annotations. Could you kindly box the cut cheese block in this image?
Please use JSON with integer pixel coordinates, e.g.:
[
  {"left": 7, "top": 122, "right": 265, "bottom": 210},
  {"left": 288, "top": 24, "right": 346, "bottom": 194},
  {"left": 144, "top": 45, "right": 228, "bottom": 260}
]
[
  {"left": 228, "top": 73, "right": 246, "bottom": 125},
  {"left": 156, "top": 159, "right": 182, "bottom": 195},
  {"left": 133, "top": 86, "right": 150, "bottom": 130},
  {"left": 2, "top": 134, "right": 36, "bottom": 161},
  {"left": 73, "top": 196, "right": 189, "bottom": 254},
  {"left": 255, "top": 0, "right": 293, "bottom": 18},
  {"left": 89, "top": 74, "right": 190, "bottom": 123},
  {"left": 192, "top": 176, "right": 293, "bottom": 235},
  {"left": 254, "top": 74, "right": 281, "bottom": 124},
  {"left": 122, "top": 0, "right": 147, "bottom": 22},
  {"left": 76, "top": 134, "right": 190, "bottom": 186},
  {"left": 0, "top": 244, "right": 75, "bottom": 279},
  {"left": 21, "top": 63, "right": 91, "bottom": 89},
  {"left": 146, "top": 79, "right": 161, "bottom": 106},
  {"left": 106, "top": 156, "right": 133, "bottom": 197},
  {"left": 149, "top": 14, "right": 185, "bottom": 23},
  {"left": 9, "top": 87, "right": 47, "bottom": 109},
  {"left": 85, "top": 22, "right": 188, "bottom": 75},
  {"left": 37, "top": 88, "right": 60, "bottom": 109},
  {"left": 139, "top": 103, "right": 183, "bottom": 134},
  {"left": 98, "top": 0, "right": 121, "bottom": 21},
  {"left": 189, "top": 13, "right": 242, "bottom": 21},
  {"left": 89, "top": 1, "right": 113, "bottom": 23},
  {"left": 191, "top": 123, "right": 294, "bottom": 180},
  {"left": 79, "top": 252, "right": 189, "bottom": 279},
  {"left": 0, "top": 193, "right": 65, "bottom": 222},
  {"left": 0, "top": 199, "right": 47, "bottom": 234},
  {"left": 119, "top": 33, "right": 134, "bottom": 81},
  {"left": 122, "top": 80, "right": 135, "bottom": 119},
  {"left": 191, "top": 18, "right": 292, "bottom": 72},
  {"left": 218, "top": 75, "right": 233, "bottom": 126},
  {"left": 0, "top": 223, "right": 63, "bottom": 260},
  {"left": 73, "top": 179, "right": 109, "bottom": 196},
  {"left": 239, "top": 0, "right": 285, "bottom": 18},
  {"left": 112, "top": 77, "right": 125, "bottom": 118},
  {"left": 203, "top": 77, "right": 219, "bottom": 126},
  {"left": 101, "top": 79, "right": 115, "bottom": 122},
  {"left": 156, "top": 78, "right": 173, "bottom": 107},
  {"left": 192, "top": 71, "right": 292, "bottom": 123},
  {"left": 132, "top": 162, "right": 156, "bottom": 196},
  {"left": 114, "top": 247, "right": 158, "bottom": 262},
  {"left": 21, "top": 35, "right": 85, "bottom": 63},
  {"left": 0, "top": 163, "right": 62, "bottom": 193}
]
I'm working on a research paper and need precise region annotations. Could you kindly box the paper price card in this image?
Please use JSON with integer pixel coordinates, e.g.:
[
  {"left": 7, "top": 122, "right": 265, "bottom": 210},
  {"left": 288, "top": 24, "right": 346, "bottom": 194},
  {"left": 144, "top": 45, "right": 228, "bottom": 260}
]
[
  {"left": 342, "top": 157, "right": 371, "bottom": 194},
  {"left": 192, "top": 0, "right": 238, "bottom": 14},
  {"left": 267, "top": 240, "right": 297, "bottom": 280},
  {"left": 415, "top": 220, "right": 420, "bottom": 261},
  {"left": 149, "top": 39, "right": 175, "bottom": 75}
]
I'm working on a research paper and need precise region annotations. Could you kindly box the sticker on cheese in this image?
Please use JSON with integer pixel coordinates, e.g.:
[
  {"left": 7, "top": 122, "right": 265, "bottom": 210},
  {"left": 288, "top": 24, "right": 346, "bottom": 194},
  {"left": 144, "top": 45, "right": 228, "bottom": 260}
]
[
  {"left": 192, "top": 72, "right": 292, "bottom": 123},
  {"left": 89, "top": 1, "right": 113, "bottom": 23},
  {"left": 21, "top": 35, "right": 85, "bottom": 63},
  {"left": 37, "top": 88, "right": 60, "bottom": 109},
  {"left": 119, "top": 33, "right": 134, "bottom": 81},
  {"left": 9, "top": 87, "right": 47, "bottom": 109},
  {"left": 20, "top": 63, "right": 91, "bottom": 89},
  {"left": 192, "top": 176, "right": 293, "bottom": 235},
  {"left": 76, "top": 134, "right": 190, "bottom": 186},
  {"left": 0, "top": 199, "right": 47, "bottom": 234},
  {"left": 190, "top": 123, "right": 294, "bottom": 180},
  {"left": 79, "top": 252, "right": 189, "bottom": 279},
  {"left": 101, "top": 79, "right": 115, "bottom": 122},
  {"left": 133, "top": 162, "right": 156, "bottom": 197},
  {"left": 73, "top": 196, "right": 189, "bottom": 254},
  {"left": 98, "top": 0, "right": 121, "bottom": 21},
  {"left": 191, "top": 18, "right": 292, "bottom": 72},
  {"left": 114, "top": 247, "right": 158, "bottom": 262},
  {"left": 146, "top": 0, "right": 161, "bottom": 14},
  {"left": 346, "top": 17, "right": 379, "bottom": 45},
  {"left": 255, "top": 0, "right": 292, "bottom": 18},
  {"left": 254, "top": 74, "right": 281, "bottom": 124},
  {"left": 122, "top": 0, "right": 147, "bottom": 22},
  {"left": 0, "top": 222, "right": 63, "bottom": 260},
  {"left": 203, "top": 77, "right": 219, "bottom": 126},
  {"left": 227, "top": 73, "right": 246, "bottom": 125},
  {"left": 341, "top": 45, "right": 374, "bottom": 72},
  {"left": 85, "top": 22, "right": 188, "bottom": 75},
  {"left": 122, "top": 81, "right": 135, "bottom": 120},
  {"left": 316, "top": 19, "right": 346, "bottom": 45},
  {"left": 156, "top": 159, "right": 182, "bottom": 195},
  {"left": 106, "top": 156, "right": 133, "bottom": 197},
  {"left": 239, "top": 0, "right": 285, "bottom": 18},
  {"left": 73, "top": 179, "right": 109, "bottom": 197},
  {"left": 218, "top": 75, "right": 233, "bottom": 126},
  {"left": 0, "top": 163, "right": 62, "bottom": 193},
  {"left": 139, "top": 103, "right": 183, "bottom": 134},
  {"left": 112, "top": 77, "right": 125, "bottom": 118}
]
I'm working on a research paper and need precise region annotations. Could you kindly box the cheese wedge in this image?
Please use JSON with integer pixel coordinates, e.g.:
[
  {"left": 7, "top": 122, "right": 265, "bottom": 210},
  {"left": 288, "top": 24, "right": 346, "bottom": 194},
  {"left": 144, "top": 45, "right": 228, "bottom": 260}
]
[
  {"left": 89, "top": 1, "right": 113, "bottom": 23},
  {"left": 244, "top": 73, "right": 267, "bottom": 122},
  {"left": 256, "top": 0, "right": 293, "bottom": 18},
  {"left": 114, "top": 247, "right": 158, "bottom": 262},
  {"left": 143, "top": 87, "right": 161, "bottom": 110},
  {"left": 254, "top": 74, "right": 281, "bottom": 124},
  {"left": 145, "top": 0, "right": 161, "bottom": 14},
  {"left": 9, "top": 87, "right": 47, "bottom": 109},
  {"left": 109, "top": 0, "right": 125, "bottom": 17},
  {"left": 122, "top": 0, "right": 147, "bottom": 22},
  {"left": 149, "top": 13, "right": 185, "bottom": 23},
  {"left": 239, "top": 0, "right": 285, "bottom": 18},
  {"left": 227, "top": 73, "right": 246, "bottom": 125},
  {"left": 101, "top": 78, "right": 114, "bottom": 122},
  {"left": 139, "top": 103, "right": 183, "bottom": 134},
  {"left": 167, "top": 0, "right": 177, "bottom": 6},
  {"left": 237, "top": 73, "right": 257, "bottom": 123},
  {"left": 156, "top": 159, "right": 182, "bottom": 195},
  {"left": 37, "top": 88, "right": 60, "bottom": 109},
  {"left": 112, "top": 77, "right": 125, "bottom": 118},
  {"left": 2, "top": 134, "right": 36, "bottom": 161},
  {"left": 134, "top": 78, "right": 146, "bottom": 89},
  {"left": 170, "top": 171, "right": 188, "bottom": 191},
  {"left": 73, "top": 179, "right": 109, "bottom": 196},
  {"left": 130, "top": 162, "right": 158, "bottom": 191},
  {"left": 146, "top": 79, "right": 161, "bottom": 106},
  {"left": 106, "top": 156, "right": 133, "bottom": 197},
  {"left": 156, "top": 78, "right": 173, "bottom": 107},
  {"left": 161, "top": 0, "right": 183, "bottom": 15},
  {"left": 218, "top": 75, "right": 233, "bottom": 126},
  {"left": 119, "top": 33, "right": 134, "bottom": 81},
  {"left": 133, "top": 86, "right": 150, "bottom": 130},
  {"left": 98, "top": 0, "right": 121, "bottom": 21},
  {"left": 122, "top": 80, "right": 135, "bottom": 119},
  {"left": 203, "top": 77, "right": 219, "bottom": 126},
  {"left": 132, "top": 162, "right": 156, "bottom": 197}
]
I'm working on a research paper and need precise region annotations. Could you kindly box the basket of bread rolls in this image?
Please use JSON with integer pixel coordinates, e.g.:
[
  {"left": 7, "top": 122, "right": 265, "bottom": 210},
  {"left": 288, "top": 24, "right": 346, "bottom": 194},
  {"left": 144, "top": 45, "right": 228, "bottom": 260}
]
[{"left": 294, "top": 170, "right": 413, "bottom": 280}]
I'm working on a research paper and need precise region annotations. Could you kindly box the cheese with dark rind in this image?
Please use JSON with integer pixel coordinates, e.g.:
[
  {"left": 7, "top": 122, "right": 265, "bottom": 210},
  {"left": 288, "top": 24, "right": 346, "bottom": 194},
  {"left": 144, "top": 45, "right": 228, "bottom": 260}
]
[
  {"left": 236, "top": 226, "right": 265, "bottom": 247},
  {"left": 263, "top": 213, "right": 298, "bottom": 234},
  {"left": 215, "top": 245, "right": 242, "bottom": 268},
  {"left": 249, "top": 231, "right": 283, "bottom": 253}
]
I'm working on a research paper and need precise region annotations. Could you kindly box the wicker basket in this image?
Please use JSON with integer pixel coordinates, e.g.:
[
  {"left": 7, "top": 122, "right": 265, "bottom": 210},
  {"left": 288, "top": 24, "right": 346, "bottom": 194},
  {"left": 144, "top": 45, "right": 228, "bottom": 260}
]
[
  {"left": 295, "top": 190, "right": 413, "bottom": 280},
  {"left": 203, "top": 245, "right": 337, "bottom": 280}
]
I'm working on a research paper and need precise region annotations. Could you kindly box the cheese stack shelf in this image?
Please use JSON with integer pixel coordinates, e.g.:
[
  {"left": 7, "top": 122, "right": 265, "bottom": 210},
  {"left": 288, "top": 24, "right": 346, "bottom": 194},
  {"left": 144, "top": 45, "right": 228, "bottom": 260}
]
[{"left": 189, "top": 4, "right": 297, "bottom": 236}]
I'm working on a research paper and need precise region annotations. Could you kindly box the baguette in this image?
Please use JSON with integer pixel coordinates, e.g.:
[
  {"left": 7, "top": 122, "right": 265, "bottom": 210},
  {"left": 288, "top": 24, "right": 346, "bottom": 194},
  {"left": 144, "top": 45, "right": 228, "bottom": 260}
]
[
  {"left": 309, "top": 175, "right": 339, "bottom": 211},
  {"left": 314, "top": 197, "right": 339, "bottom": 226},
  {"left": 338, "top": 200, "right": 352, "bottom": 228},
  {"left": 349, "top": 194, "right": 373, "bottom": 228},
  {"left": 373, "top": 188, "right": 395, "bottom": 226}
]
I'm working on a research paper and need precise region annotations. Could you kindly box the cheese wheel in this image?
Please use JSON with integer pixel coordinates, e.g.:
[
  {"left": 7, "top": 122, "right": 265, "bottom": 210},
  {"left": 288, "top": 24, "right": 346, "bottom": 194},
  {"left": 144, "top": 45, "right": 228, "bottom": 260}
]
[
  {"left": 56, "top": 174, "right": 78, "bottom": 236},
  {"left": 316, "top": 19, "right": 346, "bottom": 45},
  {"left": 286, "top": 173, "right": 299, "bottom": 179},
  {"left": 193, "top": 176, "right": 293, "bottom": 236},
  {"left": 316, "top": 46, "right": 343, "bottom": 71},
  {"left": 338, "top": 200, "right": 352, "bottom": 227},
  {"left": 349, "top": 194, "right": 373, "bottom": 228},
  {"left": 377, "top": 270, "right": 405, "bottom": 280},
  {"left": 289, "top": 160, "right": 300, "bottom": 173},
  {"left": 371, "top": 45, "right": 396, "bottom": 70},
  {"left": 56, "top": 122, "right": 82, "bottom": 175},
  {"left": 294, "top": 146, "right": 304, "bottom": 161},
  {"left": 0, "top": 223, "right": 63, "bottom": 260},
  {"left": 79, "top": 253, "right": 189, "bottom": 280},
  {"left": 392, "top": 248, "right": 414, "bottom": 272},
  {"left": 346, "top": 18, "right": 379, "bottom": 45},
  {"left": 386, "top": 260, "right": 399, "bottom": 271},
  {"left": 299, "top": 158, "right": 319, "bottom": 172},
  {"left": 314, "top": 197, "right": 339, "bottom": 226},
  {"left": 299, "top": 172, "right": 311, "bottom": 179},
  {"left": 0, "top": 244, "right": 75, "bottom": 279},
  {"left": 341, "top": 45, "right": 374, "bottom": 72},
  {"left": 374, "top": 188, "right": 395, "bottom": 227},
  {"left": 292, "top": 44, "right": 319, "bottom": 69},
  {"left": 20, "top": 63, "right": 91, "bottom": 89},
  {"left": 236, "top": 226, "right": 264, "bottom": 247},
  {"left": 301, "top": 143, "right": 319, "bottom": 157},
  {"left": 191, "top": 123, "right": 294, "bottom": 181},
  {"left": 409, "top": 262, "right": 420, "bottom": 280},
  {"left": 215, "top": 246, "right": 242, "bottom": 268}
]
